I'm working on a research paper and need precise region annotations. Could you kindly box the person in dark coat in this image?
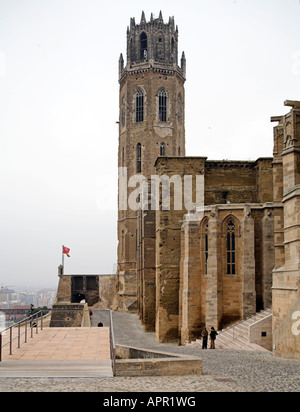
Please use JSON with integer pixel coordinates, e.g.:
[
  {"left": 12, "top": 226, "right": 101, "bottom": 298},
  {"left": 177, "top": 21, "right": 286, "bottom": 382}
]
[
  {"left": 210, "top": 327, "right": 218, "bottom": 349},
  {"left": 201, "top": 327, "right": 208, "bottom": 349}
]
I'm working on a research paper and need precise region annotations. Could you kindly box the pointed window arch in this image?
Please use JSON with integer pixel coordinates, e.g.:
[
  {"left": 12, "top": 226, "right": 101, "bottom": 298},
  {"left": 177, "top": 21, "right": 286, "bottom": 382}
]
[
  {"left": 226, "top": 219, "right": 236, "bottom": 275},
  {"left": 158, "top": 89, "right": 167, "bottom": 122},
  {"left": 136, "top": 89, "right": 144, "bottom": 123},
  {"left": 137, "top": 143, "right": 142, "bottom": 173},
  {"left": 130, "top": 38, "right": 134, "bottom": 62},
  {"left": 160, "top": 142, "right": 166, "bottom": 156},
  {"left": 171, "top": 38, "right": 175, "bottom": 61},
  {"left": 156, "top": 32, "right": 165, "bottom": 59},
  {"left": 140, "top": 33, "right": 148, "bottom": 60}
]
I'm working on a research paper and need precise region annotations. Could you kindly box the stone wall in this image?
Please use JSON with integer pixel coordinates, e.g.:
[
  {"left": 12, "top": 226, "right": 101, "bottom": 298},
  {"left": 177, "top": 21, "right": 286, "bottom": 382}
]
[
  {"left": 155, "top": 157, "right": 205, "bottom": 343},
  {"left": 97, "top": 275, "right": 119, "bottom": 310},
  {"left": 249, "top": 314, "right": 272, "bottom": 351},
  {"left": 204, "top": 158, "right": 273, "bottom": 205},
  {"left": 271, "top": 101, "right": 300, "bottom": 360},
  {"left": 149, "top": 156, "right": 274, "bottom": 343},
  {"left": 49, "top": 303, "right": 90, "bottom": 328},
  {"left": 179, "top": 204, "right": 275, "bottom": 344},
  {"left": 115, "top": 344, "right": 203, "bottom": 377},
  {"left": 54, "top": 272, "right": 118, "bottom": 310}
]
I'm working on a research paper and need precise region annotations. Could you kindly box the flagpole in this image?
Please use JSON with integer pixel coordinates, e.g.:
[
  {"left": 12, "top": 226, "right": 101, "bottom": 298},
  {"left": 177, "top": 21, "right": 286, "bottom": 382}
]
[{"left": 62, "top": 245, "right": 64, "bottom": 275}]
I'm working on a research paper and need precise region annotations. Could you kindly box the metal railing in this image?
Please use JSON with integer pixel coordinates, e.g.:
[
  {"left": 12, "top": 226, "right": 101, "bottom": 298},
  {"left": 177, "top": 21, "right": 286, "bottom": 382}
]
[
  {"left": 219, "top": 307, "right": 272, "bottom": 340},
  {"left": 108, "top": 310, "right": 116, "bottom": 376},
  {"left": 0, "top": 307, "right": 117, "bottom": 376},
  {"left": 0, "top": 310, "right": 45, "bottom": 362}
]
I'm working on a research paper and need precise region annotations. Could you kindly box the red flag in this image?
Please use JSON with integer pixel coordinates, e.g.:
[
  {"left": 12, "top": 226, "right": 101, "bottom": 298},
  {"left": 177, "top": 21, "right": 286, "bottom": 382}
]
[{"left": 63, "top": 246, "right": 70, "bottom": 257}]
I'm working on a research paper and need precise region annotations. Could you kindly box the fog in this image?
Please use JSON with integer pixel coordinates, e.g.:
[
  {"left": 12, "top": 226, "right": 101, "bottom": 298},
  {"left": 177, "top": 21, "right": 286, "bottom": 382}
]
[{"left": 0, "top": 0, "right": 299, "bottom": 289}]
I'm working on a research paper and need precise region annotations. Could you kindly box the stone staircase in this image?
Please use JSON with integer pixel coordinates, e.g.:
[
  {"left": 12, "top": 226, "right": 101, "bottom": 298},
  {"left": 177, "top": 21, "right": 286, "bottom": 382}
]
[{"left": 187, "top": 308, "right": 272, "bottom": 352}]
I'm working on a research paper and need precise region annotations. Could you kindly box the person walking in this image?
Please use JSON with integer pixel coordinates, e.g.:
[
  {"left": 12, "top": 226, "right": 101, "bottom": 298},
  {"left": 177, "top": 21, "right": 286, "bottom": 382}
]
[
  {"left": 210, "top": 327, "right": 218, "bottom": 349},
  {"left": 201, "top": 327, "right": 208, "bottom": 349}
]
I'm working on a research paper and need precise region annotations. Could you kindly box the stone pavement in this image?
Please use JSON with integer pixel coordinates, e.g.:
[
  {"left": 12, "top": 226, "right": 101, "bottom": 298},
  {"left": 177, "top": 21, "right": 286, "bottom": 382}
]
[
  {"left": 0, "top": 310, "right": 299, "bottom": 392},
  {"left": 1, "top": 327, "right": 111, "bottom": 361},
  {"left": 0, "top": 327, "right": 113, "bottom": 378}
]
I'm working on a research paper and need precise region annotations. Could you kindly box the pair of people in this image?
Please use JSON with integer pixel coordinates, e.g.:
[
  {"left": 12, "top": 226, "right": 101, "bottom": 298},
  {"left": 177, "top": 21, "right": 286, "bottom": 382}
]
[{"left": 201, "top": 326, "right": 218, "bottom": 349}]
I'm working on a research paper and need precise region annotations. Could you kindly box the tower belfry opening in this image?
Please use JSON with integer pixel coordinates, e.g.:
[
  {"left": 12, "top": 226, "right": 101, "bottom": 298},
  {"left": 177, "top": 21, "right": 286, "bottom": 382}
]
[{"left": 140, "top": 32, "right": 148, "bottom": 60}]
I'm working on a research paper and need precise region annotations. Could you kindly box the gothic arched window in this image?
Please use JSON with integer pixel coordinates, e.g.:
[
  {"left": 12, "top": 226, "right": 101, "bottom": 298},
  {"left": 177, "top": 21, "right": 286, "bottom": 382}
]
[
  {"left": 171, "top": 38, "right": 175, "bottom": 61},
  {"left": 140, "top": 33, "right": 148, "bottom": 60},
  {"left": 160, "top": 142, "right": 166, "bottom": 156},
  {"left": 136, "top": 90, "right": 144, "bottom": 123},
  {"left": 158, "top": 89, "right": 167, "bottom": 122},
  {"left": 137, "top": 143, "right": 142, "bottom": 173},
  {"left": 156, "top": 33, "right": 164, "bottom": 59},
  {"left": 226, "top": 220, "right": 236, "bottom": 275}
]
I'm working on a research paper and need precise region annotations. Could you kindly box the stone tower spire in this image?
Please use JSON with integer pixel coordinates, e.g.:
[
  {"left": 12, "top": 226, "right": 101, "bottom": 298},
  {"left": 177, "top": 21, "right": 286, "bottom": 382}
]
[
  {"left": 123, "top": 11, "right": 184, "bottom": 71},
  {"left": 117, "top": 12, "right": 186, "bottom": 312}
]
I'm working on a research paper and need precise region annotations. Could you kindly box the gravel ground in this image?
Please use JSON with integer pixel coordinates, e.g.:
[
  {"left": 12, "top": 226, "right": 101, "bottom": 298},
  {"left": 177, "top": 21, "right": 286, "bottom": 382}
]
[{"left": 0, "top": 311, "right": 299, "bottom": 393}]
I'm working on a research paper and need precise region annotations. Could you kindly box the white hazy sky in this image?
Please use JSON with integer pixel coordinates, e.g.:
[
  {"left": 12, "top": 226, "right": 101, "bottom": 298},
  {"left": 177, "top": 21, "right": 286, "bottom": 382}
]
[{"left": 0, "top": 0, "right": 300, "bottom": 290}]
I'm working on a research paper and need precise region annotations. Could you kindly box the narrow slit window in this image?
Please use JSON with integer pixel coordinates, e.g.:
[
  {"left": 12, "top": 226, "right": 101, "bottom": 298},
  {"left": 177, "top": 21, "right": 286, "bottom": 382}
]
[
  {"left": 121, "top": 230, "right": 125, "bottom": 258},
  {"left": 159, "top": 89, "right": 167, "bottom": 122},
  {"left": 160, "top": 142, "right": 166, "bottom": 156},
  {"left": 205, "top": 222, "right": 209, "bottom": 275},
  {"left": 226, "top": 220, "right": 236, "bottom": 275},
  {"left": 122, "top": 96, "right": 126, "bottom": 127},
  {"left": 177, "top": 94, "right": 182, "bottom": 124},
  {"left": 136, "top": 90, "right": 144, "bottom": 123},
  {"left": 137, "top": 143, "right": 142, "bottom": 173}
]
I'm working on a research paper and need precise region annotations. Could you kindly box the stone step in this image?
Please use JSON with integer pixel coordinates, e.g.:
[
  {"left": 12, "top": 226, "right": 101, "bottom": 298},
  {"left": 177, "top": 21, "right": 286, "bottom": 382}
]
[
  {"left": 217, "top": 332, "right": 267, "bottom": 352},
  {"left": 0, "top": 360, "right": 114, "bottom": 378},
  {"left": 216, "top": 334, "right": 245, "bottom": 350},
  {"left": 187, "top": 309, "right": 272, "bottom": 352}
]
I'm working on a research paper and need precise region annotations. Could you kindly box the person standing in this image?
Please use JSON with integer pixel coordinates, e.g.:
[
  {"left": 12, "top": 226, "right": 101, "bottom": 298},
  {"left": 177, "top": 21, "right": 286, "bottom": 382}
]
[
  {"left": 210, "top": 327, "right": 218, "bottom": 349},
  {"left": 201, "top": 327, "right": 208, "bottom": 349}
]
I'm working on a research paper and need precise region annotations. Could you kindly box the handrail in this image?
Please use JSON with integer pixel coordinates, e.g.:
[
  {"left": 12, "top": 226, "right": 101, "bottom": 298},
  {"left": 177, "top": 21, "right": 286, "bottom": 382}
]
[
  {"left": 218, "top": 307, "right": 272, "bottom": 340},
  {"left": 0, "top": 310, "right": 45, "bottom": 362},
  {"left": 108, "top": 310, "right": 116, "bottom": 376},
  {"left": 0, "top": 307, "right": 117, "bottom": 376}
]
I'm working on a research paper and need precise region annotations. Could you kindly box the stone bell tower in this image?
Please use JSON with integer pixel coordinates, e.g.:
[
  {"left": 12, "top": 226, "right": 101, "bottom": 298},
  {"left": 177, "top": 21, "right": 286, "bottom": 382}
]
[{"left": 117, "top": 11, "right": 186, "bottom": 311}]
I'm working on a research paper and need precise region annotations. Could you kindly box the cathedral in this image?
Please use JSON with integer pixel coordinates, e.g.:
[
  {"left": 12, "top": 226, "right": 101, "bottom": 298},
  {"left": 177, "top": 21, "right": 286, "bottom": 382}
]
[
  {"left": 115, "top": 11, "right": 300, "bottom": 356},
  {"left": 54, "top": 11, "right": 299, "bottom": 360}
]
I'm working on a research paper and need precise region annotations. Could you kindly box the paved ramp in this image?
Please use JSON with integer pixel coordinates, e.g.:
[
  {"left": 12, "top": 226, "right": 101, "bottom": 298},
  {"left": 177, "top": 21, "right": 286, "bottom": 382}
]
[
  {"left": 0, "top": 327, "right": 113, "bottom": 378},
  {"left": 0, "top": 360, "right": 113, "bottom": 378}
]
